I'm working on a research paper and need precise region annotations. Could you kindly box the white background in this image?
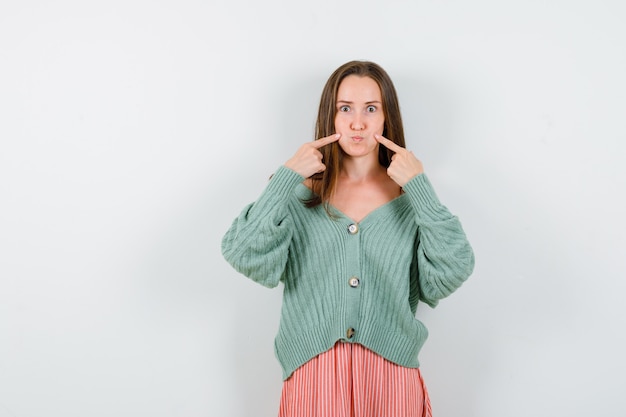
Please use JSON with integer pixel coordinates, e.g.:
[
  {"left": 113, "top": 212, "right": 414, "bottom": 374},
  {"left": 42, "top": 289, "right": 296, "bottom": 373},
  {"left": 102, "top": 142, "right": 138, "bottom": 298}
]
[{"left": 1, "top": 1, "right": 625, "bottom": 416}]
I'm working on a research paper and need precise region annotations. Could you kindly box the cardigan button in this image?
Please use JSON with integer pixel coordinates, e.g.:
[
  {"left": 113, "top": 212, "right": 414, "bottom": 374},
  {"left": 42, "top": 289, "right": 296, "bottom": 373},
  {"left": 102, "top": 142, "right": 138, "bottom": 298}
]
[
  {"left": 349, "top": 277, "right": 360, "bottom": 288},
  {"left": 347, "top": 224, "right": 359, "bottom": 234},
  {"left": 346, "top": 327, "right": 355, "bottom": 339}
]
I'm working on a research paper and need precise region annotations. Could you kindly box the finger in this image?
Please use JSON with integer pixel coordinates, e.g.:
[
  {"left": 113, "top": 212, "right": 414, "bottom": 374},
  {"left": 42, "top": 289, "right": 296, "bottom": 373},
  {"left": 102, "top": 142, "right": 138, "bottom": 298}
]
[
  {"left": 312, "top": 133, "right": 341, "bottom": 149},
  {"left": 374, "top": 134, "right": 404, "bottom": 153}
]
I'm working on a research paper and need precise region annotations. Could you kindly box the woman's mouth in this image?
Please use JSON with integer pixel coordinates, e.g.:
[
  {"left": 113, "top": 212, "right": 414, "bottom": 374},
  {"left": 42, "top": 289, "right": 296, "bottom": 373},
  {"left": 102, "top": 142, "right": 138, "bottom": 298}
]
[{"left": 352, "top": 135, "right": 364, "bottom": 142}]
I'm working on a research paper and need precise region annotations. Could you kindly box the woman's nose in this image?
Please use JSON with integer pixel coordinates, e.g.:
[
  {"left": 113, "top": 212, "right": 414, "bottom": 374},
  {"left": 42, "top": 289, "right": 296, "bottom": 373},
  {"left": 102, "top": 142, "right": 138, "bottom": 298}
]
[{"left": 351, "top": 115, "right": 364, "bottom": 131}]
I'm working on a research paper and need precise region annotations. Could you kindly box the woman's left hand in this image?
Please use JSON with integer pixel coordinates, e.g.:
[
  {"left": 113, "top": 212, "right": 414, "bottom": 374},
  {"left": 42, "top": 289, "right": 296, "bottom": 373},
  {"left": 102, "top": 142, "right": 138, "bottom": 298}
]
[{"left": 375, "top": 134, "right": 424, "bottom": 187}]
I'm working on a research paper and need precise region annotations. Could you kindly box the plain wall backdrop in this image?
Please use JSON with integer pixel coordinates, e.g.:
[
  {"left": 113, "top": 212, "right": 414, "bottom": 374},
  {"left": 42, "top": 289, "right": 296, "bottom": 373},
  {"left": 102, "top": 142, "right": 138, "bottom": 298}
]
[{"left": 1, "top": 1, "right": 625, "bottom": 416}]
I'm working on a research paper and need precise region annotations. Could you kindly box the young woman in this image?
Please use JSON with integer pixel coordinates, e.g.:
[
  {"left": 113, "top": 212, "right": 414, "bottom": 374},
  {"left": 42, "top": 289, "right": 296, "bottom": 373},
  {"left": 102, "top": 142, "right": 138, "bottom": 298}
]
[{"left": 221, "top": 60, "right": 475, "bottom": 417}]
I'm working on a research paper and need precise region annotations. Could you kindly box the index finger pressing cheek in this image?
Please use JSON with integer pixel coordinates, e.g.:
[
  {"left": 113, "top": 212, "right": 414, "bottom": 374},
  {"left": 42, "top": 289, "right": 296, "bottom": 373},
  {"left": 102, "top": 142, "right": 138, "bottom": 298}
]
[
  {"left": 312, "top": 133, "right": 341, "bottom": 149},
  {"left": 374, "top": 134, "right": 404, "bottom": 153}
]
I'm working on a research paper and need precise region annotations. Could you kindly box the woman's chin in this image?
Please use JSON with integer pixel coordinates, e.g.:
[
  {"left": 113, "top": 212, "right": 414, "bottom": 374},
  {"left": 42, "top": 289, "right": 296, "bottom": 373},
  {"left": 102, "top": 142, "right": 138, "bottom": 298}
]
[{"left": 339, "top": 142, "right": 378, "bottom": 158}]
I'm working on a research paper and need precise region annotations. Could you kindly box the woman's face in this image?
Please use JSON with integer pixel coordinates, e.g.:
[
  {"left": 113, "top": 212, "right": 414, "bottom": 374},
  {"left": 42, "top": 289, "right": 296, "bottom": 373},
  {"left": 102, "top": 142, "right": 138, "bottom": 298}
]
[{"left": 334, "top": 75, "right": 385, "bottom": 159}]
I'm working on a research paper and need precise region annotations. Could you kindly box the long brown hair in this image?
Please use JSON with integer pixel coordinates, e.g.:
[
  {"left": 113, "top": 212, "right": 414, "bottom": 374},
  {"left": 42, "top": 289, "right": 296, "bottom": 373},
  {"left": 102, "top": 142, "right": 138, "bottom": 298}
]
[{"left": 306, "top": 60, "right": 406, "bottom": 209}]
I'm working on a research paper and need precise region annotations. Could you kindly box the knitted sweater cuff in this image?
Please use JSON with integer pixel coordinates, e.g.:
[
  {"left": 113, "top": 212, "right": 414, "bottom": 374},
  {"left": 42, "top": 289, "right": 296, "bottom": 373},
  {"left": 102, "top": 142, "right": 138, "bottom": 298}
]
[
  {"left": 244, "top": 165, "right": 305, "bottom": 220},
  {"left": 402, "top": 173, "right": 448, "bottom": 223},
  {"left": 253, "top": 166, "right": 304, "bottom": 215},
  {"left": 265, "top": 165, "right": 305, "bottom": 199}
]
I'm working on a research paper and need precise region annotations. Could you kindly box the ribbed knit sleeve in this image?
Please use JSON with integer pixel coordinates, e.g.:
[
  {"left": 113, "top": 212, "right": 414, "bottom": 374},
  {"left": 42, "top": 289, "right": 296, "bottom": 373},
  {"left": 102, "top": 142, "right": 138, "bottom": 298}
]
[
  {"left": 221, "top": 166, "right": 304, "bottom": 288},
  {"left": 403, "top": 174, "right": 475, "bottom": 307}
]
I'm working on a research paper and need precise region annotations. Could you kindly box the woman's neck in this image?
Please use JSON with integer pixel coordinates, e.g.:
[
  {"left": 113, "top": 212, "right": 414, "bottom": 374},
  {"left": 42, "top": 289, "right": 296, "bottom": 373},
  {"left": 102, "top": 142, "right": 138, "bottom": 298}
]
[{"left": 340, "top": 154, "right": 384, "bottom": 182}]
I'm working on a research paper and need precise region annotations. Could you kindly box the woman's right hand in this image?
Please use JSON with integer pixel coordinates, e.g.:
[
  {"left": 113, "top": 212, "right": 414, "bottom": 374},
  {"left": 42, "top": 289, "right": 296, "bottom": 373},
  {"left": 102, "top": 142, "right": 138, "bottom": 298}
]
[{"left": 284, "top": 133, "right": 341, "bottom": 178}]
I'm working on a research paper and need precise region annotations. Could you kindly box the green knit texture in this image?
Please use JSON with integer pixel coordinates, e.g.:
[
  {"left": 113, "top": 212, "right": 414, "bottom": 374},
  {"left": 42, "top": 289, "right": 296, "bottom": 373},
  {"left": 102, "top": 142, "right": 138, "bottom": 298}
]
[{"left": 222, "top": 165, "right": 475, "bottom": 380}]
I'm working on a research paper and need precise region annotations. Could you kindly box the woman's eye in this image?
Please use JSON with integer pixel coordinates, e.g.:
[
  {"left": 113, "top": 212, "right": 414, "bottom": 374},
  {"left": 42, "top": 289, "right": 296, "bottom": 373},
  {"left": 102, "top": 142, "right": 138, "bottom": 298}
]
[
  {"left": 367, "top": 105, "right": 377, "bottom": 112},
  {"left": 339, "top": 105, "right": 350, "bottom": 112}
]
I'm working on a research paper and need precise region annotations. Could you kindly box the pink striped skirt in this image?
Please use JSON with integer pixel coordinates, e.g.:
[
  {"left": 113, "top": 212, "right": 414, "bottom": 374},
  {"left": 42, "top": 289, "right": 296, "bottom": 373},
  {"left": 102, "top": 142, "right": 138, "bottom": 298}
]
[{"left": 279, "top": 342, "right": 432, "bottom": 417}]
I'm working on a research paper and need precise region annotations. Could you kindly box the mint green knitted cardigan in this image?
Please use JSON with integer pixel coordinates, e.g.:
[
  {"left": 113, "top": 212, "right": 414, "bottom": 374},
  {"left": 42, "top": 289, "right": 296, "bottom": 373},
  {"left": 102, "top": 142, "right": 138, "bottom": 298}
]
[{"left": 222, "top": 165, "right": 474, "bottom": 380}]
